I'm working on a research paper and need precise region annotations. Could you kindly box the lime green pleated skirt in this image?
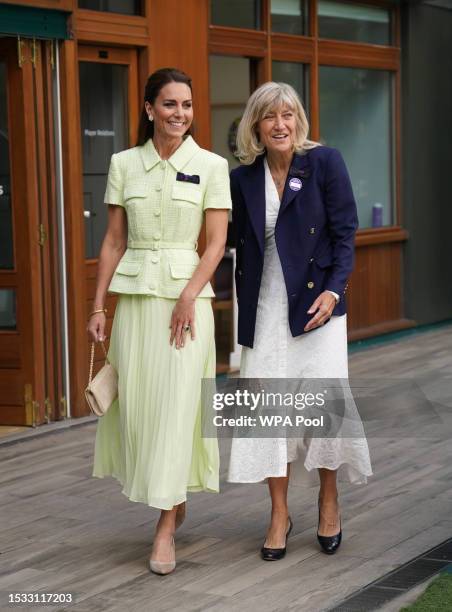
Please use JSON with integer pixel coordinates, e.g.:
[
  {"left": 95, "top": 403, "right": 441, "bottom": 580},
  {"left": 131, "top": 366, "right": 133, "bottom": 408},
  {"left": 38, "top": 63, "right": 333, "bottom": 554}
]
[{"left": 91, "top": 294, "right": 219, "bottom": 510}]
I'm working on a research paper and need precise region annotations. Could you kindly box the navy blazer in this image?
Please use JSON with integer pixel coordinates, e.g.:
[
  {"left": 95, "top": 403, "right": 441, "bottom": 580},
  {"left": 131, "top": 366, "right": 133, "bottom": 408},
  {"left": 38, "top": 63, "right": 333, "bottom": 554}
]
[{"left": 231, "top": 146, "right": 358, "bottom": 348}]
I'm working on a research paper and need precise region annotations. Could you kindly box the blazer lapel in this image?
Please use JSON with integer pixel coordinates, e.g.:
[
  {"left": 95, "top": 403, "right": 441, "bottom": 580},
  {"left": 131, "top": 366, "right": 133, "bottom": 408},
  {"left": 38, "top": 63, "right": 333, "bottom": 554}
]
[
  {"left": 239, "top": 155, "right": 265, "bottom": 255},
  {"left": 278, "top": 151, "right": 311, "bottom": 217}
]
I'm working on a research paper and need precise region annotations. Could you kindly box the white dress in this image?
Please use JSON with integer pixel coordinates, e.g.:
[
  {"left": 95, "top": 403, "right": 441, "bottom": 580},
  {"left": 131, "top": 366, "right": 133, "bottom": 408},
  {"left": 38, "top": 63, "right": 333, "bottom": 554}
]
[{"left": 228, "top": 158, "right": 372, "bottom": 486}]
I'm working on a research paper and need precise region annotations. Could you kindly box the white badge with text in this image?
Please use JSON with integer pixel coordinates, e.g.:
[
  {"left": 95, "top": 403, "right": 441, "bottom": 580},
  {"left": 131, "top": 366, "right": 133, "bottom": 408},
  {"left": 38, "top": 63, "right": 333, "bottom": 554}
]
[{"left": 289, "top": 177, "right": 302, "bottom": 192}]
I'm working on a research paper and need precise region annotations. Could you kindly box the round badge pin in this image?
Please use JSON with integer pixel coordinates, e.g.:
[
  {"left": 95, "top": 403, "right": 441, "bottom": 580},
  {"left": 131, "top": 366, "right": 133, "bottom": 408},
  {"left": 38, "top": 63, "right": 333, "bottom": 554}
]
[{"left": 289, "top": 177, "right": 302, "bottom": 191}]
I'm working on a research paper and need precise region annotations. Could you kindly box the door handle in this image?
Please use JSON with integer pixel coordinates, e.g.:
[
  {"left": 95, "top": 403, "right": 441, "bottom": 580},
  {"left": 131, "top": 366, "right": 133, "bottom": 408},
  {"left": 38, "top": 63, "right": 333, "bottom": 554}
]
[{"left": 84, "top": 210, "right": 97, "bottom": 218}]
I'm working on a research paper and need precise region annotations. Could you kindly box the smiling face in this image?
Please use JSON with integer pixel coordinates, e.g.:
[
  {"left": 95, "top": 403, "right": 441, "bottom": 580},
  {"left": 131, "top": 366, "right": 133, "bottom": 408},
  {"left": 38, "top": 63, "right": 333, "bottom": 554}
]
[
  {"left": 145, "top": 81, "right": 193, "bottom": 141},
  {"left": 256, "top": 104, "right": 297, "bottom": 155}
]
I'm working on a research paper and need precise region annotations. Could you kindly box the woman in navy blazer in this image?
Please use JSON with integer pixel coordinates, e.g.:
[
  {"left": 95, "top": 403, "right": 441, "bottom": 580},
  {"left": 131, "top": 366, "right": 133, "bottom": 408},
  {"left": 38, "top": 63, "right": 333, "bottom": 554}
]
[{"left": 227, "top": 82, "right": 372, "bottom": 559}]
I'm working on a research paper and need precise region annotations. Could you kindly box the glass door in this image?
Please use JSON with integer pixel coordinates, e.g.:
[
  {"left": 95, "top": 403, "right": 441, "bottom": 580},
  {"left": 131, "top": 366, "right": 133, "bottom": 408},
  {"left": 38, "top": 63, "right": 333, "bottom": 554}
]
[{"left": 78, "top": 46, "right": 138, "bottom": 358}]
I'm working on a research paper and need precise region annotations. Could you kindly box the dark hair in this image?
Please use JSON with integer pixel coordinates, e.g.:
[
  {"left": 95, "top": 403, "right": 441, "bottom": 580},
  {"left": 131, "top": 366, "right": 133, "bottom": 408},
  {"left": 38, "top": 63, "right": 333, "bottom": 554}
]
[{"left": 136, "top": 67, "right": 193, "bottom": 146}]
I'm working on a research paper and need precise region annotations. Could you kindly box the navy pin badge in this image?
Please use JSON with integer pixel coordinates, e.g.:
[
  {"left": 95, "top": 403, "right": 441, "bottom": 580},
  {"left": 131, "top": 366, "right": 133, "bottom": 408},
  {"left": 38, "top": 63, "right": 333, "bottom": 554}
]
[{"left": 289, "top": 177, "right": 302, "bottom": 192}]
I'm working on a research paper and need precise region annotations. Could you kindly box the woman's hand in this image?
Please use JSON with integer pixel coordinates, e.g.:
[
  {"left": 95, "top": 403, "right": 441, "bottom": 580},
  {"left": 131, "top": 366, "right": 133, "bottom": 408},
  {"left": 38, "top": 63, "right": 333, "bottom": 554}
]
[
  {"left": 87, "top": 313, "right": 107, "bottom": 343},
  {"left": 170, "top": 294, "right": 196, "bottom": 349},
  {"left": 304, "top": 291, "right": 336, "bottom": 332}
]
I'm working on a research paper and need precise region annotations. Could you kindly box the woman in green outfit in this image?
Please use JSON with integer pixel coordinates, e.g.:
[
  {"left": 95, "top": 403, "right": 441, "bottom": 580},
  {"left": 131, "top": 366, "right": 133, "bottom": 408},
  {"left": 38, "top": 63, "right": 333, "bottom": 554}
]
[{"left": 87, "top": 68, "right": 232, "bottom": 575}]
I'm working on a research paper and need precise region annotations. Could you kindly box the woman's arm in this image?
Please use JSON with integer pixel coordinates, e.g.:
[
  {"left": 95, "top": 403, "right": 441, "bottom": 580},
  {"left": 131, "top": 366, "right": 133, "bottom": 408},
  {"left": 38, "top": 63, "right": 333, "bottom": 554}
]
[
  {"left": 304, "top": 149, "right": 358, "bottom": 332},
  {"left": 169, "top": 208, "right": 229, "bottom": 349},
  {"left": 323, "top": 148, "right": 359, "bottom": 297},
  {"left": 87, "top": 206, "right": 128, "bottom": 342}
]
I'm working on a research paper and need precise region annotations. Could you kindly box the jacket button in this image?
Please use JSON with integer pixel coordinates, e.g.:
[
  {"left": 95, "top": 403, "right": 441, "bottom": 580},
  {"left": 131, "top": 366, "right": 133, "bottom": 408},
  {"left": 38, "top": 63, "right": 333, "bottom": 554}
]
[
  {"left": 309, "top": 227, "right": 315, "bottom": 234},
  {"left": 153, "top": 232, "right": 161, "bottom": 240},
  {"left": 159, "top": 161, "right": 166, "bottom": 169},
  {"left": 155, "top": 185, "right": 162, "bottom": 191},
  {"left": 151, "top": 257, "right": 158, "bottom": 263},
  {"left": 240, "top": 238, "right": 245, "bottom": 245},
  {"left": 149, "top": 284, "right": 156, "bottom": 290},
  {"left": 154, "top": 210, "right": 161, "bottom": 216},
  {"left": 307, "top": 281, "right": 314, "bottom": 289},
  {"left": 238, "top": 270, "right": 242, "bottom": 276},
  {"left": 309, "top": 257, "right": 314, "bottom": 263},
  {"left": 291, "top": 293, "right": 296, "bottom": 297}
]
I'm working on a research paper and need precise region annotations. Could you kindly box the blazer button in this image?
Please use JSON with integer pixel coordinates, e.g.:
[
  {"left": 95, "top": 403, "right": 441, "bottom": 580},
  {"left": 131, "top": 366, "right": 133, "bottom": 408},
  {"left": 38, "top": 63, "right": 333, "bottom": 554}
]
[
  {"left": 240, "top": 238, "right": 245, "bottom": 245},
  {"left": 155, "top": 185, "right": 162, "bottom": 191},
  {"left": 309, "top": 257, "right": 314, "bottom": 263},
  {"left": 151, "top": 257, "right": 159, "bottom": 263},
  {"left": 153, "top": 232, "right": 161, "bottom": 240},
  {"left": 154, "top": 209, "right": 161, "bottom": 216},
  {"left": 238, "top": 270, "right": 242, "bottom": 276},
  {"left": 309, "top": 228, "right": 315, "bottom": 235},
  {"left": 307, "top": 281, "right": 314, "bottom": 289}
]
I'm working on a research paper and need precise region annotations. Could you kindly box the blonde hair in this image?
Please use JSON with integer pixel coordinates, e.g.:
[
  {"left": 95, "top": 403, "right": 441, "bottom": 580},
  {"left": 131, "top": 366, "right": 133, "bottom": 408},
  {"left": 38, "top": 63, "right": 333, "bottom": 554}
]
[{"left": 236, "top": 81, "right": 319, "bottom": 165}]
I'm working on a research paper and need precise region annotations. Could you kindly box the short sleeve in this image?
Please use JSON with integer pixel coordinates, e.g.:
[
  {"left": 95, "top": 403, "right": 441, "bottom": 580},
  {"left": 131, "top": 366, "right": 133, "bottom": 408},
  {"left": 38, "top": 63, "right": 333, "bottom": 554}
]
[
  {"left": 104, "top": 153, "right": 124, "bottom": 207},
  {"left": 203, "top": 157, "right": 233, "bottom": 211}
]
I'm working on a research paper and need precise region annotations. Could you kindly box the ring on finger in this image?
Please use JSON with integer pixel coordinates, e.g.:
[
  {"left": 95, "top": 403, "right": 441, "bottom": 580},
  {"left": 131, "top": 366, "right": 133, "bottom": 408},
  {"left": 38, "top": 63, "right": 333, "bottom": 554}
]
[{"left": 183, "top": 323, "right": 190, "bottom": 332}]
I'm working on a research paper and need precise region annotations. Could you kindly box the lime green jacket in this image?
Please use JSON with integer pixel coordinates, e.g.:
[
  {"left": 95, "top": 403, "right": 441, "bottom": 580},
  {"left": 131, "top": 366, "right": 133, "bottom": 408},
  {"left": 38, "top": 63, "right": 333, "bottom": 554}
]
[{"left": 105, "top": 136, "right": 232, "bottom": 298}]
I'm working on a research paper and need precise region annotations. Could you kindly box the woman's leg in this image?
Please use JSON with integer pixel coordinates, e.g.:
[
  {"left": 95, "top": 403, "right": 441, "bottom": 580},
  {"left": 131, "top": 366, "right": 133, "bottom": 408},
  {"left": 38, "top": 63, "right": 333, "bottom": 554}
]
[
  {"left": 318, "top": 468, "right": 340, "bottom": 536},
  {"left": 264, "top": 464, "right": 291, "bottom": 547},
  {"left": 151, "top": 501, "right": 185, "bottom": 562}
]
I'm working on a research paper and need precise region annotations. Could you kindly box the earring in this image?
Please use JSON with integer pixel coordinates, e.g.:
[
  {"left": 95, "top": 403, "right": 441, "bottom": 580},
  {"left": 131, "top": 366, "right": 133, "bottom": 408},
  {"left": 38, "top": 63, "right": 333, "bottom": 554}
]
[{"left": 148, "top": 115, "right": 154, "bottom": 122}]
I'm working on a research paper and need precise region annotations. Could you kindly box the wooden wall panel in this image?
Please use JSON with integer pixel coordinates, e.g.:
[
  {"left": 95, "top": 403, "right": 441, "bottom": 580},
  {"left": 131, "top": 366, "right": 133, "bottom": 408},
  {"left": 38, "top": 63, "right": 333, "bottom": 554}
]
[
  {"left": 74, "top": 10, "right": 149, "bottom": 46},
  {"left": 147, "top": 0, "right": 209, "bottom": 149},
  {"left": 347, "top": 242, "right": 415, "bottom": 341}
]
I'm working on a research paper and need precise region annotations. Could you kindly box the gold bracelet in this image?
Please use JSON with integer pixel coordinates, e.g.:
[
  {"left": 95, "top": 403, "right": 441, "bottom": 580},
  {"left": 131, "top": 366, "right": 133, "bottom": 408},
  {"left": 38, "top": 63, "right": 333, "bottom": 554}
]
[{"left": 88, "top": 308, "right": 107, "bottom": 319}]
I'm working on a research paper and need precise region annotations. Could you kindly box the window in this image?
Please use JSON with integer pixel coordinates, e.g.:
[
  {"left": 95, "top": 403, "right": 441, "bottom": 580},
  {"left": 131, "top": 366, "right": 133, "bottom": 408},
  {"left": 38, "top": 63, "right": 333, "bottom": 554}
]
[
  {"left": 210, "top": 0, "right": 262, "bottom": 29},
  {"left": 79, "top": 62, "right": 129, "bottom": 258},
  {"left": 210, "top": 55, "right": 253, "bottom": 170},
  {"left": 0, "top": 289, "right": 16, "bottom": 330},
  {"left": 320, "top": 66, "right": 394, "bottom": 228},
  {"left": 271, "top": 0, "right": 309, "bottom": 35},
  {"left": 78, "top": 0, "right": 142, "bottom": 16},
  {"left": 272, "top": 61, "right": 309, "bottom": 112},
  {"left": 318, "top": 1, "right": 391, "bottom": 45}
]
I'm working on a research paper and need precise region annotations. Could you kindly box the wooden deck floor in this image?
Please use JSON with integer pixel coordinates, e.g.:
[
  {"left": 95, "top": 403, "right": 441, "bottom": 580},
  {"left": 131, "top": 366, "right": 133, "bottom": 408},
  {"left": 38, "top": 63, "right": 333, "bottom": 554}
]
[{"left": 1, "top": 325, "right": 451, "bottom": 612}]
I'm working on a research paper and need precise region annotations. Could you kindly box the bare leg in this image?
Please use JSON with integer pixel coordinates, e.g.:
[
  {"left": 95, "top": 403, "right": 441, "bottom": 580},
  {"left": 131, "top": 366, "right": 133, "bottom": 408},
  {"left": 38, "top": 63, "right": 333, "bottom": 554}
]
[
  {"left": 264, "top": 463, "right": 291, "bottom": 548},
  {"left": 318, "top": 468, "right": 340, "bottom": 536},
  {"left": 151, "top": 500, "right": 185, "bottom": 563}
]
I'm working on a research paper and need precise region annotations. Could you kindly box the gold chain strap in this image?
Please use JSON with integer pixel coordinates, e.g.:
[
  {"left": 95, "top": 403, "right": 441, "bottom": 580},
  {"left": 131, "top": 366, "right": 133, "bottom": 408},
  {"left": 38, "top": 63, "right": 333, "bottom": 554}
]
[{"left": 88, "top": 341, "right": 109, "bottom": 384}]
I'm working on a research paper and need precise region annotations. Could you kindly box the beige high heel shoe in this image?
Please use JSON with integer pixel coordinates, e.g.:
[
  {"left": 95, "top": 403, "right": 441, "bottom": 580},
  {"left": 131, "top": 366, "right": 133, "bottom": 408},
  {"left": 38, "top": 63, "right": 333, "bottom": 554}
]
[{"left": 149, "top": 536, "right": 176, "bottom": 575}]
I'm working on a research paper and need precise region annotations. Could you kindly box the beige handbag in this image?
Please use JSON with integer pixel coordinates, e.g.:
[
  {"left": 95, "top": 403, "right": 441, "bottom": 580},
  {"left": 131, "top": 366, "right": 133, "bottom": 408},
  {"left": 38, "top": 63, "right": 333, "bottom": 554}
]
[{"left": 85, "top": 341, "right": 118, "bottom": 417}]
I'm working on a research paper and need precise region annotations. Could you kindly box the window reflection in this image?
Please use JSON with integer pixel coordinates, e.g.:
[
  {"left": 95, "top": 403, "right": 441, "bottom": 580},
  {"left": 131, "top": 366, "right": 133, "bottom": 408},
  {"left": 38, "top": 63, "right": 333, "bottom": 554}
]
[
  {"left": 210, "top": 0, "right": 261, "bottom": 29},
  {"left": 271, "top": 0, "right": 308, "bottom": 36},
  {"left": 318, "top": 1, "right": 391, "bottom": 45},
  {"left": 79, "top": 62, "right": 128, "bottom": 259},
  {"left": 272, "top": 61, "right": 309, "bottom": 112},
  {"left": 320, "top": 66, "right": 394, "bottom": 228},
  {"left": 210, "top": 55, "right": 252, "bottom": 170},
  {"left": 78, "top": 0, "right": 142, "bottom": 16},
  {"left": 0, "top": 289, "right": 16, "bottom": 330}
]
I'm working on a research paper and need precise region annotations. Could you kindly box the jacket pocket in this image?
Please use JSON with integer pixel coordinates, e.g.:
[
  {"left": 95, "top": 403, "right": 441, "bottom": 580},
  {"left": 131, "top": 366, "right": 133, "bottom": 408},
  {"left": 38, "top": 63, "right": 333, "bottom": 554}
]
[
  {"left": 172, "top": 184, "right": 202, "bottom": 206},
  {"left": 115, "top": 260, "right": 141, "bottom": 276},
  {"left": 123, "top": 186, "right": 149, "bottom": 202},
  {"left": 169, "top": 262, "right": 197, "bottom": 279}
]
